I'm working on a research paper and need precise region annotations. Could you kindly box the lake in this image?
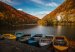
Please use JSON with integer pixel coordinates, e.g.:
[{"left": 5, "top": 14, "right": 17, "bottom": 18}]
[{"left": 0, "top": 25, "right": 75, "bottom": 41}]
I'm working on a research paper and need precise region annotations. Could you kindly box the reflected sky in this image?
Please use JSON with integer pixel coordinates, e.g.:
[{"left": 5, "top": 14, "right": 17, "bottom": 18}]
[
  {"left": 15, "top": 25, "right": 75, "bottom": 40},
  {"left": 0, "top": 25, "right": 75, "bottom": 40},
  {"left": 16, "top": 26, "right": 56, "bottom": 36}
]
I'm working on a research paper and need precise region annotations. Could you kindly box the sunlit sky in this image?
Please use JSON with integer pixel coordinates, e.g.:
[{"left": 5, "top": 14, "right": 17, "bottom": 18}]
[{"left": 0, "top": 0, "right": 64, "bottom": 19}]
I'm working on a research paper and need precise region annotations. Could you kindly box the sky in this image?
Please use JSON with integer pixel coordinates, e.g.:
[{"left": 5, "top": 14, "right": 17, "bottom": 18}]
[{"left": 0, "top": 0, "right": 64, "bottom": 19}]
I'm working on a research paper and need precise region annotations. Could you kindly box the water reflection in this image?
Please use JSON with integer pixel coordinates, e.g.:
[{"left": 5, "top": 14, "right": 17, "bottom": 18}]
[
  {"left": 0, "top": 25, "right": 75, "bottom": 40},
  {"left": 16, "top": 26, "right": 56, "bottom": 36},
  {"left": 15, "top": 25, "right": 75, "bottom": 40},
  {"left": 56, "top": 26, "right": 62, "bottom": 36}
]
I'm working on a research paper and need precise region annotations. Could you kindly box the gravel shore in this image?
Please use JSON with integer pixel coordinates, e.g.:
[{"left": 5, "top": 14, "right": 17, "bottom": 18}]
[
  {"left": 0, "top": 39, "right": 75, "bottom": 52},
  {"left": 0, "top": 39, "right": 49, "bottom": 52}
]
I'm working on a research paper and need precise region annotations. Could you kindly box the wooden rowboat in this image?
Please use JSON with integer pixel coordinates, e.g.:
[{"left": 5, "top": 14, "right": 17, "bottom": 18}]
[
  {"left": 33, "top": 34, "right": 42, "bottom": 41},
  {"left": 2, "top": 34, "right": 16, "bottom": 40},
  {"left": 18, "top": 34, "right": 31, "bottom": 42},
  {"left": 53, "top": 36, "right": 69, "bottom": 51},
  {"left": 39, "top": 35, "right": 54, "bottom": 47}
]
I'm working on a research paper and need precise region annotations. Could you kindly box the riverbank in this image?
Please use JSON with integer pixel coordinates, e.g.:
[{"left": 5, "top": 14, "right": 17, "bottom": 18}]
[
  {"left": 0, "top": 24, "right": 37, "bottom": 33},
  {"left": 0, "top": 39, "right": 49, "bottom": 52},
  {"left": 0, "top": 39, "right": 75, "bottom": 52}
]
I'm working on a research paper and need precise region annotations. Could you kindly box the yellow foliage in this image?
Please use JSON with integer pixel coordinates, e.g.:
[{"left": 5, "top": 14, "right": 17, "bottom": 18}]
[
  {"left": 38, "top": 20, "right": 47, "bottom": 26},
  {"left": 0, "top": 12, "right": 4, "bottom": 17}
]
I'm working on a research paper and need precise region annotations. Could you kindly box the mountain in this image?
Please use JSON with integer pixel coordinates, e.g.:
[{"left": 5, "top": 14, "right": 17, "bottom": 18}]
[
  {"left": 0, "top": 1, "right": 39, "bottom": 26},
  {"left": 18, "top": 11, "right": 39, "bottom": 24},
  {"left": 41, "top": 0, "right": 75, "bottom": 25}
]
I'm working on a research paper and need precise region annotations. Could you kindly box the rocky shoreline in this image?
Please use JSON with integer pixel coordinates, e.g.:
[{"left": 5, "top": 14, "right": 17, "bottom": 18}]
[
  {"left": 0, "top": 39, "right": 75, "bottom": 52},
  {"left": 0, "top": 39, "right": 49, "bottom": 52}
]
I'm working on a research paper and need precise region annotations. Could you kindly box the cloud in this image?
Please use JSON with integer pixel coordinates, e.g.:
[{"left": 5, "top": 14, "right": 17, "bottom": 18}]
[
  {"left": 0, "top": 0, "right": 19, "bottom": 5},
  {"left": 30, "top": 11, "right": 51, "bottom": 19},
  {"left": 30, "top": 0, "right": 58, "bottom": 7},
  {"left": 46, "top": 2, "right": 58, "bottom": 7},
  {"left": 17, "top": 8, "right": 23, "bottom": 11},
  {"left": 0, "top": 0, "right": 12, "bottom": 3},
  {"left": 38, "top": 11, "right": 51, "bottom": 15},
  {"left": 31, "top": 0, "right": 43, "bottom": 4}
]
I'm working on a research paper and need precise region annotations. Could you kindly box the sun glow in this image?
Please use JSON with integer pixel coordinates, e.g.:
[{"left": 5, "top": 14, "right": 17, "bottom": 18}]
[{"left": 57, "top": 15, "right": 61, "bottom": 21}]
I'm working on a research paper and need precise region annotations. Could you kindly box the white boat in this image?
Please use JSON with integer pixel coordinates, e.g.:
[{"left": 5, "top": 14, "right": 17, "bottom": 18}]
[
  {"left": 15, "top": 32, "right": 24, "bottom": 38},
  {"left": 33, "top": 34, "right": 42, "bottom": 41},
  {"left": 53, "top": 36, "right": 69, "bottom": 51},
  {"left": 18, "top": 34, "right": 31, "bottom": 42},
  {"left": 39, "top": 35, "right": 54, "bottom": 47}
]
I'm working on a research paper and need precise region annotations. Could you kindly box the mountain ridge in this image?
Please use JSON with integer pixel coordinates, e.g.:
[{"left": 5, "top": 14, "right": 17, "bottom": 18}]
[
  {"left": 41, "top": 0, "right": 75, "bottom": 25},
  {"left": 0, "top": 1, "right": 39, "bottom": 26}
]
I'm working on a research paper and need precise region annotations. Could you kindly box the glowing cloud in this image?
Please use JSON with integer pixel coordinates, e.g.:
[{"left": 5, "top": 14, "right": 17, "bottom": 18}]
[
  {"left": 30, "top": 0, "right": 58, "bottom": 7},
  {"left": 30, "top": 11, "right": 51, "bottom": 19},
  {"left": 46, "top": 2, "right": 58, "bottom": 7},
  {"left": 17, "top": 8, "right": 23, "bottom": 11}
]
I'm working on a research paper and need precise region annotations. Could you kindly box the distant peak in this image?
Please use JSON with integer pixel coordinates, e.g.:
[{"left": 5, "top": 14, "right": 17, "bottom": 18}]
[{"left": 65, "top": 0, "right": 75, "bottom": 1}]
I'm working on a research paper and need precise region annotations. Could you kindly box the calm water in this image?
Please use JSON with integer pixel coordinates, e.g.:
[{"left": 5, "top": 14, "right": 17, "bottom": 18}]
[{"left": 0, "top": 25, "right": 75, "bottom": 40}]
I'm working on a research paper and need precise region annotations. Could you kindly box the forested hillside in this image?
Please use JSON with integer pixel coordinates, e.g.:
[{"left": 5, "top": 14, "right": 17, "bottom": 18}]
[
  {"left": 39, "top": 0, "right": 75, "bottom": 26},
  {"left": 0, "top": 1, "right": 39, "bottom": 26}
]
